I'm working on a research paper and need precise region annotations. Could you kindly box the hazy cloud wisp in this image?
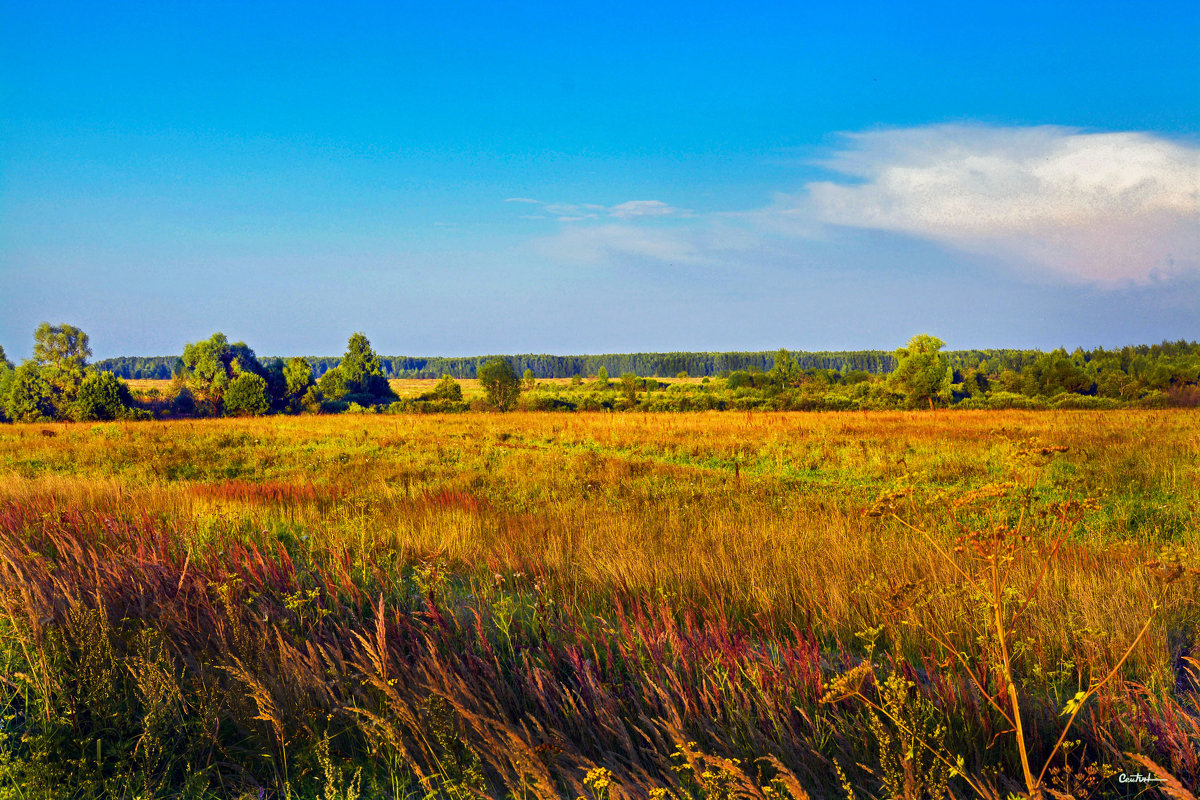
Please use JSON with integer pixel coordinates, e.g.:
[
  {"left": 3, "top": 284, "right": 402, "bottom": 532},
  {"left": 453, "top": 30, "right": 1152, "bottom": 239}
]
[
  {"left": 801, "top": 125, "right": 1200, "bottom": 284},
  {"left": 506, "top": 197, "right": 685, "bottom": 222},
  {"left": 510, "top": 126, "right": 1199, "bottom": 285}
]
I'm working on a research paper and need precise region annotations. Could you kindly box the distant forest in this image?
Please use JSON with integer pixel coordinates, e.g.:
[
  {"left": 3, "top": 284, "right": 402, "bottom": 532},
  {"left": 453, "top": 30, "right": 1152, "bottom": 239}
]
[
  {"left": 95, "top": 343, "right": 1200, "bottom": 381},
  {"left": 6, "top": 323, "right": 1199, "bottom": 424}
]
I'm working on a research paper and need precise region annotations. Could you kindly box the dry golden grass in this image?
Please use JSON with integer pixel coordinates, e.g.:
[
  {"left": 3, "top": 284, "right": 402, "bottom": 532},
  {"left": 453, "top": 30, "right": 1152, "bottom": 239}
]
[
  {"left": 3, "top": 409, "right": 1196, "bottom": 679},
  {"left": 1, "top": 408, "right": 1197, "bottom": 796}
]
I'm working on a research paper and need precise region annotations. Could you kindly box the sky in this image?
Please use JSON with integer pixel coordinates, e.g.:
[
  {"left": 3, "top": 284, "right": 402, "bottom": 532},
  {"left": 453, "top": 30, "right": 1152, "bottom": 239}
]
[{"left": 2, "top": 0, "right": 1198, "bottom": 360}]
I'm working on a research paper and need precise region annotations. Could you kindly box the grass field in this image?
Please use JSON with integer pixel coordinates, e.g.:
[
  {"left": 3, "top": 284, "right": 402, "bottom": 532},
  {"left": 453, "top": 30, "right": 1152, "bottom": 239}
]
[
  {"left": 0, "top": 410, "right": 1197, "bottom": 798},
  {"left": 124, "top": 376, "right": 706, "bottom": 401}
]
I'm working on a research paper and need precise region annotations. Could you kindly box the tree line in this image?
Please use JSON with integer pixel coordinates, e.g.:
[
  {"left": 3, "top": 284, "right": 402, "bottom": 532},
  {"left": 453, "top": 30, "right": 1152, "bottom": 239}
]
[
  {"left": 93, "top": 341, "right": 1200, "bottom": 384},
  {"left": 2, "top": 324, "right": 1198, "bottom": 423},
  {"left": 95, "top": 350, "right": 903, "bottom": 380}
]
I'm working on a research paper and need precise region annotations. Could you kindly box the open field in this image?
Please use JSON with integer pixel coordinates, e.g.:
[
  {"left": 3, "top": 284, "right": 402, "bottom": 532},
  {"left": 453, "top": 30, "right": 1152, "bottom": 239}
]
[
  {"left": 0, "top": 410, "right": 1197, "bottom": 798},
  {"left": 123, "top": 376, "right": 708, "bottom": 401}
]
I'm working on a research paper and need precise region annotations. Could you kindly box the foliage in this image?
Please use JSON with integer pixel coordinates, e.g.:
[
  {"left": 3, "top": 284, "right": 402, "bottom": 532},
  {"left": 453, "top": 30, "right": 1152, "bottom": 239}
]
[
  {"left": 223, "top": 372, "right": 271, "bottom": 416},
  {"left": 4, "top": 362, "right": 55, "bottom": 422},
  {"left": 33, "top": 322, "right": 92, "bottom": 401},
  {"left": 891, "top": 334, "right": 953, "bottom": 409},
  {"left": 317, "top": 366, "right": 348, "bottom": 401},
  {"left": 0, "top": 344, "right": 11, "bottom": 371},
  {"left": 432, "top": 375, "right": 463, "bottom": 401},
  {"left": 478, "top": 357, "right": 521, "bottom": 410},
  {"left": 339, "top": 333, "right": 391, "bottom": 398},
  {"left": 770, "top": 348, "right": 798, "bottom": 388},
  {"left": 284, "top": 357, "right": 315, "bottom": 401},
  {"left": 179, "top": 333, "right": 264, "bottom": 414},
  {"left": 0, "top": 363, "right": 12, "bottom": 423},
  {"left": 72, "top": 371, "right": 134, "bottom": 421}
]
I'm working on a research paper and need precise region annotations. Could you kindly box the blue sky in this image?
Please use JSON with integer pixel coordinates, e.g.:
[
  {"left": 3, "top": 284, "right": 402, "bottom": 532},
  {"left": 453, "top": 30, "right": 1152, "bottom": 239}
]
[{"left": 2, "top": 1, "right": 1198, "bottom": 359}]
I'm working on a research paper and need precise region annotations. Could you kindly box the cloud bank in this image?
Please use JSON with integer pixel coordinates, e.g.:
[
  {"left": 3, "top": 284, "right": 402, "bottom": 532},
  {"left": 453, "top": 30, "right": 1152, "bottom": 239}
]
[
  {"left": 511, "top": 125, "right": 1199, "bottom": 285},
  {"left": 802, "top": 125, "right": 1200, "bottom": 284}
]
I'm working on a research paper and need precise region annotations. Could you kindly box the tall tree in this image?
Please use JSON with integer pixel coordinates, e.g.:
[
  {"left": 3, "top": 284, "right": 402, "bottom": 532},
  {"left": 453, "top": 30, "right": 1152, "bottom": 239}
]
[
  {"left": 339, "top": 332, "right": 391, "bottom": 397},
  {"left": 0, "top": 345, "right": 12, "bottom": 371},
  {"left": 5, "top": 362, "right": 55, "bottom": 422},
  {"left": 283, "top": 357, "right": 315, "bottom": 399},
  {"left": 33, "top": 322, "right": 91, "bottom": 402},
  {"left": 179, "top": 333, "right": 264, "bottom": 414},
  {"left": 478, "top": 357, "right": 521, "bottom": 410},
  {"left": 770, "top": 349, "right": 798, "bottom": 388},
  {"left": 890, "top": 334, "right": 952, "bottom": 410}
]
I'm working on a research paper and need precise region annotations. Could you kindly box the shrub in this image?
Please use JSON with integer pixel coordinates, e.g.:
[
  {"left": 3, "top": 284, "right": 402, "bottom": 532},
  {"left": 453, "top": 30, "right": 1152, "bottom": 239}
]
[
  {"left": 300, "top": 386, "right": 323, "bottom": 414},
  {"left": 726, "top": 370, "right": 753, "bottom": 390},
  {"left": 1049, "top": 394, "right": 1121, "bottom": 410},
  {"left": 4, "top": 362, "right": 54, "bottom": 422},
  {"left": 986, "top": 391, "right": 1039, "bottom": 410},
  {"left": 317, "top": 367, "right": 348, "bottom": 401},
  {"left": 433, "top": 375, "right": 463, "bottom": 401},
  {"left": 170, "top": 386, "right": 196, "bottom": 416},
  {"left": 478, "top": 358, "right": 521, "bottom": 411},
  {"left": 223, "top": 373, "right": 270, "bottom": 416},
  {"left": 72, "top": 371, "right": 133, "bottom": 421}
]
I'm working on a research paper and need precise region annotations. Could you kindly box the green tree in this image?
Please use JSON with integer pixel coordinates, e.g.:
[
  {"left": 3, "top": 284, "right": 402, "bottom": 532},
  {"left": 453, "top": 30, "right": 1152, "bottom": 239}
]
[
  {"left": 890, "top": 334, "right": 952, "bottom": 410},
  {"left": 769, "top": 348, "right": 798, "bottom": 388},
  {"left": 260, "top": 357, "right": 288, "bottom": 408},
  {"left": 340, "top": 332, "right": 391, "bottom": 398},
  {"left": 72, "top": 371, "right": 134, "bottom": 421},
  {"left": 33, "top": 322, "right": 91, "bottom": 403},
  {"left": 522, "top": 368, "right": 537, "bottom": 391},
  {"left": 595, "top": 367, "right": 609, "bottom": 387},
  {"left": 223, "top": 373, "right": 270, "bottom": 416},
  {"left": 179, "top": 333, "right": 264, "bottom": 414},
  {"left": 282, "top": 357, "right": 315, "bottom": 410},
  {"left": 0, "top": 345, "right": 12, "bottom": 371},
  {"left": 478, "top": 357, "right": 521, "bottom": 410},
  {"left": 620, "top": 372, "right": 640, "bottom": 404},
  {"left": 317, "top": 368, "right": 348, "bottom": 401},
  {"left": 284, "top": 357, "right": 314, "bottom": 397},
  {"left": 5, "top": 362, "right": 54, "bottom": 422},
  {"left": 0, "top": 361, "right": 13, "bottom": 422},
  {"left": 432, "top": 374, "right": 463, "bottom": 401}
]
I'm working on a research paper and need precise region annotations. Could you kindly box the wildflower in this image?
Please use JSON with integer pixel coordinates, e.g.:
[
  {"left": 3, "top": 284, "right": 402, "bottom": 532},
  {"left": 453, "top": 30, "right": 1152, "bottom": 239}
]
[{"left": 820, "top": 661, "right": 874, "bottom": 703}]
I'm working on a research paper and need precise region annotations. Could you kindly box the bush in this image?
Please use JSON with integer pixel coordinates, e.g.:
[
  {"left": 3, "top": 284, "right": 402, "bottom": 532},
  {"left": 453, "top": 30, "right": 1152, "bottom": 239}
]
[
  {"left": 726, "top": 371, "right": 753, "bottom": 390},
  {"left": 72, "top": 372, "right": 133, "bottom": 421},
  {"left": 223, "top": 373, "right": 270, "bottom": 416},
  {"left": 4, "top": 362, "right": 54, "bottom": 422},
  {"left": 986, "top": 391, "right": 1039, "bottom": 410},
  {"left": 478, "top": 358, "right": 521, "bottom": 411},
  {"left": 1048, "top": 394, "right": 1121, "bottom": 410},
  {"left": 170, "top": 386, "right": 196, "bottom": 416},
  {"left": 300, "top": 386, "right": 323, "bottom": 414},
  {"left": 432, "top": 375, "right": 463, "bottom": 401},
  {"left": 317, "top": 367, "right": 348, "bottom": 401}
]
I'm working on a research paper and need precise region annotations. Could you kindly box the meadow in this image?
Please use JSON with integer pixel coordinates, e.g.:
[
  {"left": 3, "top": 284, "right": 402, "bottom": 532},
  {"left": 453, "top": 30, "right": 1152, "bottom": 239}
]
[{"left": 0, "top": 409, "right": 1197, "bottom": 799}]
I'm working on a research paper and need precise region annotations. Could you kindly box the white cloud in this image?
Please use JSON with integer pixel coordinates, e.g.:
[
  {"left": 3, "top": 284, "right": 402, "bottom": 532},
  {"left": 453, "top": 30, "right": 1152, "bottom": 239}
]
[
  {"left": 510, "top": 198, "right": 685, "bottom": 222},
  {"left": 801, "top": 125, "right": 1200, "bottom": 284},
  {"left": 511, "top": 126, "right": 1199, "bottom": 286},
  {"left": 608, "top": 200, "right": 679, "bottom": 219}
]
